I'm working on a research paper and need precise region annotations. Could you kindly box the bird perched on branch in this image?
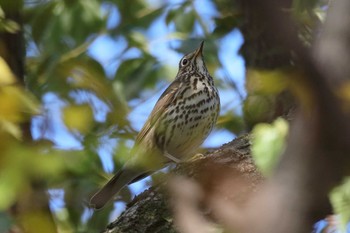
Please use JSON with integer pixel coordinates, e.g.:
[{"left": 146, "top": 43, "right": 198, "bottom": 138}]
[{"left": 90, "top": 41, "right": 220, "bottom": 210}]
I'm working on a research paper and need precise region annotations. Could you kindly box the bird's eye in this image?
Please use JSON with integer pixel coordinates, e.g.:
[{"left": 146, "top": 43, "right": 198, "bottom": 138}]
[{"left": 181, "top": 58, "right": 188, "bottom": 67}]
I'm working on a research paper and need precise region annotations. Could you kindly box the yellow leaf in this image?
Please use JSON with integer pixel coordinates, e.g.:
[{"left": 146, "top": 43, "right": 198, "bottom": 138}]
[
  {"left": 0, "top": 57, "right": 16, "bottom": 85},
  {"left": 0, "top": 86, "right": 39, "bottom": 119},
  {"left": 0, "top": 58, "right": 40, "bottom": 135},
  {"left": 20, "top": 211, "right": 57, "bottom": 233},
  {"left": 246, "top": 69, "right": 288, "bottom": 94},
  {"left": 0, "top": 120, "right": 21, "bottom": 139},
  {"left": 0, "top": 87, "right": 25, "bottom": 122},
  {"left": 0, "top": 165, "right": 23, "bottom": 209},
  {"left": 62, "top": 104, "right": 94, "bottom": 134}
]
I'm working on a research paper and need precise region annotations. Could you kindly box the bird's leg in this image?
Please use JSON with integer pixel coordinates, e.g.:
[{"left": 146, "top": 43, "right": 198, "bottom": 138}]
[{"left": 164, "top": 151, "right": 182, "bottom": 163}]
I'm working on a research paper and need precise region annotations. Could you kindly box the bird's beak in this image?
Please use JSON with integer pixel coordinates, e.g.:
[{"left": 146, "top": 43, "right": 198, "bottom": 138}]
[{"left": 194, "top": 41, "right": 204, "bottom": 58}]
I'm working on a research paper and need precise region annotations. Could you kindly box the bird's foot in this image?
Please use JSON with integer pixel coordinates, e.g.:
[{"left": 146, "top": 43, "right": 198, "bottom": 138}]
[{"left": 186, "top": 153, "right": 205, "bottom": 162}]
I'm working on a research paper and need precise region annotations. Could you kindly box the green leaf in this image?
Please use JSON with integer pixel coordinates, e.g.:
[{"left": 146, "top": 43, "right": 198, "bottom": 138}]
[
  {"left": 292, "top": 0, "right": 319, "bottom": 13},
  {"left": 2, "top": 19, "right": 20, "bottom": 33},
  {"left": 251, "top": 118, "right": 289, "bottom": 175},
  {"left": 127, "top": 31, "right": 148, "bottom": 52},
  {"left": 0, "top": 6, "right": 4, "bottom": 18},
  {"left": 174, "top": 10, "right": 195, "bottom": 34},
  {"left": 114, "top": 57, "right": 159, "bottom": 100},
  {"left": 331, "top": 178, "right": 350, "bottom": 232},
  {"left": 165, "top": 8, "right": 177, "bottom": 25},
  {"left": 114, "top": 1, "right": 163, "bottom": 33},
  {"left": 213, "top": 15, "right": 241, "bottom": 36},
  {"left": 29, "top": 0, "right": 105, "bottom": 53}
]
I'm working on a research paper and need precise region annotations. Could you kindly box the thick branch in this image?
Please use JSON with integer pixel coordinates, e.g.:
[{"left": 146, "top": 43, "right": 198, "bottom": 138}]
[{"left": 102, "top": 135, "right": 262, "bottom": 233}]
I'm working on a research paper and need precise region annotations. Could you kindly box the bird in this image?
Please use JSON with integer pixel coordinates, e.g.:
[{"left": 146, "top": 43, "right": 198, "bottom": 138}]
[{"left": 90, "top": 41, "right": 220, "bottom": 210}]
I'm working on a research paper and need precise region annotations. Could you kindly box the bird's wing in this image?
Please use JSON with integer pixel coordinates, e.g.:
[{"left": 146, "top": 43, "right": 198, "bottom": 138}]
[
  {"left": 89, "top": 80, "right": 181, "bottom": 209},
  {"left": 135, "top": 80, "right": 181, "bottom": 145}
]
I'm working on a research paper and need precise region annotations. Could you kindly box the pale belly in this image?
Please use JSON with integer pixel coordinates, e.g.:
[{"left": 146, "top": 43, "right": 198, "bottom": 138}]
[
  {"left": 166, "top": 101, "right": 217, "bottom": 157},
  {"left": 155, "top": 81, "right": 219, "bottom": 159}
]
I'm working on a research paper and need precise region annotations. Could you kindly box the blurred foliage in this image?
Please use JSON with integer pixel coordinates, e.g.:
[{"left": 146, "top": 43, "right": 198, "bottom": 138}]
[
  {"left": 251, "top": 118, "right": 289, "bottom": 176},
  {"left": 246, "top": 69, "right": 288, "bottom": 95},
  {"left": 0, "top": 6, "right": 20, "bottom": 33},
  {"left": 243, "top": 69, "right": 297, "bottom": 128},
  {"left": 0, "top": 57, "right": 39, "bottom": 138},
  {"left": 331, "top": 178, "right": 350, "bottom": 231},
  {"left": 0, "top": 0, "right": 348, "bottom": 231},
  {"left": 63, "top": 104, "right": 94, "bottom": 134}
]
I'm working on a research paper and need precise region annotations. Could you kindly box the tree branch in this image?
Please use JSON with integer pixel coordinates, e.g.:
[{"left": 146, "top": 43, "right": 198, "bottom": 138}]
[{"left": 102, "top": 135, "right": 262, "bottom": 233}]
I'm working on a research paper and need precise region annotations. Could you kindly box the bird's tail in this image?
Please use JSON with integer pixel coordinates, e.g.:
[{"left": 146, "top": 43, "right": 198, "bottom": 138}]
[{"left": 90, "top": 168, "right": 147, "bottom": 210}]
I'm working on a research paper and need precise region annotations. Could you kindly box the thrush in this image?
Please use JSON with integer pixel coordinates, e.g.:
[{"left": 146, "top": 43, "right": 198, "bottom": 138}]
[{"left": 90, "top": 41, "right": 220, "bottom": 209}]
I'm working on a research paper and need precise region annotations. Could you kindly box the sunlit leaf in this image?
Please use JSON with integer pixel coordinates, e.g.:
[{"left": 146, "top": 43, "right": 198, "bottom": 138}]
[
  {"left": 1, "top": 20, "right": 20, "bottom": 33},
  {"left": 0, "top": 5, "right": 20, "bottom": 33},
  {"left": 246, "top": 69, "right": 288, "bottom": 95},
  {"left": 0, "top": 142, "right": 65, "bottom": 210},
  {"left": 0, "top": 86, "right": 39, "bottom": 122},
  {"left": 0, "top": 6, "right": 4, "bottom": 18},
  {"left": 0, "top": 58, "right": 39, "bottom": 138},
  {"left": 0, "top": 121, "right": 21, "bottom": 139},
  {"left": 330, "top": 178, "right": 350, "bottom": 232},
  {"left": 251, "top": 118, "right": 289, "bottom": 175},
  {"left": 128, "top": 31, "right": 148, "bottom": 52},
  {"left": 0, "top": 57, "right": 16, "bottom": 84},
  {"left": 62, "top": 104, "right": 94, "bottom": 134}
]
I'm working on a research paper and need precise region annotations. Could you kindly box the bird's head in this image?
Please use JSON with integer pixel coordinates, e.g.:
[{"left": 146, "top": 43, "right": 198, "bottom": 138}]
[{"left": 177, "top": 41, "right": 209, "bottom": 77}]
